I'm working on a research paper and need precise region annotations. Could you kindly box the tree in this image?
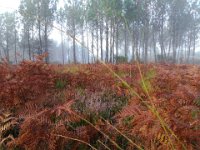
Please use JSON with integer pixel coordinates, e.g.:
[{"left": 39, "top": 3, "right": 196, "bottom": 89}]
[
  {"left": 0, "top": 13, "right": 17, "bottom": 63},
  {"left": 65, "top": 0, "right": 83, "bottom": 63},
  {"left": 19, "top": 0, "right": 36, "bottom": 60},
  {"left": 57, "top": 8, "right": 66, "bottom": 64}
]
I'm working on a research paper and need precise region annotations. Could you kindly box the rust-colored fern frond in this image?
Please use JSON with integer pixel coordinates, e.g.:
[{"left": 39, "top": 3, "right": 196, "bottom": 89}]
[{"left": 0, "top": 62, "right": 200, "bottom": 149}]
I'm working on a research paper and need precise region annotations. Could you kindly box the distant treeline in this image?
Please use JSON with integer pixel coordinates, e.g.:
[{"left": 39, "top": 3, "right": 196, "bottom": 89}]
[{"left": 0, "top": 0, "right": 200, "bottom": 64}]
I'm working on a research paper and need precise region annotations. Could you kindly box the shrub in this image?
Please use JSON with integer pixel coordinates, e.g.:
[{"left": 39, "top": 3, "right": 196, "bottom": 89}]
[{"left": 115, "top": 56, "right": 128, "bottom": 64}]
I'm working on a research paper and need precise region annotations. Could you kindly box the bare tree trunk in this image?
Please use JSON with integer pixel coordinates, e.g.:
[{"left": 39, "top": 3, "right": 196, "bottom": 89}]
[
  {"left": 91, "top": 28, "right": 94, "bottom": 63},
  {"left": 72, "top": 17, "right": 76, "bottom": 64},
  {"left": 61, "top": 24, "right": 64, "bottom": 64},
  {"left": 81, "top": 26, "right": 85, "bottom": 63},
  {"left": 105, "top": 19, "right": 109, "bottom": 63},
  {"left": 6, "top": 31, "right": 9, "bottom": 62},
  {"left": 112, "top": 22, "right": 115, "bottom": 64},
  {"left": 124, "top": 25, "right": 127, "bottom": 59},
  {"left": 38, "top": 21, "right": 42, "bottom": 55},
  {"left": 22, "top": 29, "right": 25, "bottom": 61},
  {"left": 100, "top": 17, "right": 103, "bottom": 61},
  {"left": 159, "top": 14, "right": 165, "bottom": 61},
  {"left": 187, "top": 34, "right": 191, "bottom": 63},
  {"left": 87, "top": 24, "right": 89, "bottom": 63},
  {"left": 31, "top": 25, "right": 35, "bottom": 61},
  {"left": 116, "top": 23, "right": 119, "bottom": 63},
  {"left": 44, "top": 21, "right": 49, "bottom": 63},
  {"left": 132, "top": 29, "right": 135, "bottom": 61},
  {"left": 167, "top": 38, "right": 171, "bottom": 58},
  {"left": 152, "top": 30, "right": 157, "bottom": 62},
  {"left": 67, "top": 35, "right": 70, "bottom": 64},
  {"left": 37, "top": 2, "right": 42, "bottom": 56},
  {"left": 96, "top": 21, "right": 99, "bottom": 61},
  {"left": 28, "top": 29, "right": 31, "bottom": 60},
  {"left": 109, "top": 20, "right": 113, "bottom": 63},
  {"left": 193, "top": 33, "right": 196, "bottom": 64},
  {"left": 144, "top": 25, "right": 149, "bottom": 63},
  {"left": 14, "top": 29, "right": 17, "bottom": 64}
]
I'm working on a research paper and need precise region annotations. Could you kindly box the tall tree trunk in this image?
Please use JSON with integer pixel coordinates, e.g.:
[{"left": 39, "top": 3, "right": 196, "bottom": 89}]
[
  {"left": 124, "top": 25, "right": 127, "bottom": 59},
  {"left": 100, "top": 17, "right": 103, "bottom": 61},
  {"left": 31, "top": 25, "right": 35, "bottom": 61},
  {"left": 187, "top": 34, "right": 191, "bottom": 63},
  {"left": 96, "top": 21, "right": 99, "bottom": 61},
  {"left": 109, "top": 20, "right": 113, "bottom": 63},
  {"left": 172, "top": 20, "right": 177, "bottom": 63},
  {"left": 91, "top": 29, "right": 94, "bottom": 63},
  {"left": 72, "top": 18, "right": 76, "bottom": 64},
  {"left": 23, "top": 28, "right": 25, "bottom": 61},
  {"left": 152, "top": 30, "right": 157, "bottom": 62},
  {"left": 61, "top": 24, "right": 64, "bottom": 64},
  {"left": 14, "top": 29, "right": 17, "bottom": 64},
  {"left": 38, "top": 21, "right": 42, "bottom": 55},
  {"left": 144, "top": 25, "right": 149, "bottom": 63},
  {"left": 105, "top": 19, "right": 109, "bottom": 63},
  {"left": 116, "top": 23, "right": 119, "bottom": 63},
  {"left": 81, "top": 26, "right": 85, "bottom": 64},
  {"left": 132, "top": 29, "right": 135, "bottom": 61},
  {"left": 44, "top": 22, "right": 49, "bottom": 63},
  {"left": 37, "top": 2, "right": 42, "bottom": 56},
  {"left": 28, "top": 29, "right": 31, "bottom": 61},
  {"left": 193, "top": 33, "right": 196, "bottom": 64},
  {"left": 159, "top": 14, "right": 165, "bottom": 61},
  {"left": 87, "top": 24, "right": 89, "bottom": 63},
  {"left": 6, "top": 31, "right": 9, "bottom": 62},
  {"left": 112, "top": 23, "right": 115, "bottom": 64},
  {"left": 67, "top": 35, "right": 70, "bottom": 64}
]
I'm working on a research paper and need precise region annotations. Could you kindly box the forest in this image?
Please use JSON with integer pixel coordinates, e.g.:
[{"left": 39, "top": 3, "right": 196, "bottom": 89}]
[
  {"left": 0, "top": 0, "right": 200, "bottom": 150},
  {"left": 0, "top": 0, "right": 199, "bottom": 64}
]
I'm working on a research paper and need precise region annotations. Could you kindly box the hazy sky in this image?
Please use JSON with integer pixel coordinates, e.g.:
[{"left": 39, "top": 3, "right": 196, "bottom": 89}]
[
  {"left": 0, "top": 0, "right": 65, "bottom": 13},
  {"left": 0, "top": 0, "right": 63, "bottom": 42},
  {"left": 0, "top": 0, "right": 20, "bottom": 13}
]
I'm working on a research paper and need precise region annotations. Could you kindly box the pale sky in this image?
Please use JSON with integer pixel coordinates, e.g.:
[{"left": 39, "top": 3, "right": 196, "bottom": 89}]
[
  {"left": 0, "top": 0, "right": 62, "bottom": 42},
  {"left": 0, "top": 0, "right": 20, "bottom": 13}
]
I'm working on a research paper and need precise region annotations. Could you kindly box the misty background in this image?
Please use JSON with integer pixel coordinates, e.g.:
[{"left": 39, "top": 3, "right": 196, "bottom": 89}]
[{"left": 0, "top": 0, "right": 200, "bottom": 64}]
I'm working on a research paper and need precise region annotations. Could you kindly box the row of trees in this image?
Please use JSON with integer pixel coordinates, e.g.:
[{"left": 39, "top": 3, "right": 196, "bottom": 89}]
[{"left": 0, "top": 0, "right": 200, "bottom": 64}]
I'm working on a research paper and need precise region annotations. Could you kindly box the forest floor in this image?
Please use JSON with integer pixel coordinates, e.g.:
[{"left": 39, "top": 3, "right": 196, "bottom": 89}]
[{"left": 0, "top": 60, "right": 200, "bottom": 150}]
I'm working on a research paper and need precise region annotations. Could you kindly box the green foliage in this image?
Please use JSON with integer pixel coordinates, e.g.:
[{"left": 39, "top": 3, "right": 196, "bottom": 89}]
[
  {"left": 55, "top": 79, "right": 67, "bottom": 89},
  {"left": 50, "top": 113, "right": 62, "bottom": 124},
  {"left": 67, "top": 120, "right": 88, "bottom": 130},
  {"left": 195, "top": 98, "right": 200, "bottom": 106},
  {"left": 145, "top": 69, "right": 156, "bottom": 79},
  {"left": 116, "top": 134, "right": 129, "bottom": 149},
  {"left": 191, "top": 110, "right": 199, "bottom": 120},
  {"left": 140, "top": 69, "right": 156, "bottom": 93},
  {"left": 122, "top": 115, "right": 134, "bottom": 126}
]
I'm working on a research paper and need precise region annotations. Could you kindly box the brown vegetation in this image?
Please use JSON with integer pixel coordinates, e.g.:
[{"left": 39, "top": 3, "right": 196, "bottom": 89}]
[{"left": 0, "top": 60, "right": 200, "bottom": 149}]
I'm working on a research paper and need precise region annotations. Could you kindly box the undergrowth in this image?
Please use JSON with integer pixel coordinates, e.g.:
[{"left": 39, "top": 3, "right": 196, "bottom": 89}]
[{"left": 0, "top": 60, "right": 199, "bottom": 149}]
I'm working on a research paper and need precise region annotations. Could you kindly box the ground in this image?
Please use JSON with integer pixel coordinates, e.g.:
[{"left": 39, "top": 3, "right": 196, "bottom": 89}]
[{"left": 0, "top": 60, "right": 199, "bottom": 150}]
